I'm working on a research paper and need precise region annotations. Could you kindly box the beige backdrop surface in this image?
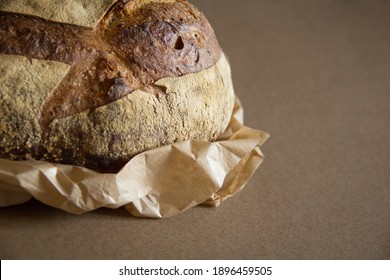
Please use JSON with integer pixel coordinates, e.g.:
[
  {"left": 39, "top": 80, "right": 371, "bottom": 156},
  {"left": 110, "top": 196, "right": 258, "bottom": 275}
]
[{"left": 1, "top": 0, "right": 389, "bottom": 259}]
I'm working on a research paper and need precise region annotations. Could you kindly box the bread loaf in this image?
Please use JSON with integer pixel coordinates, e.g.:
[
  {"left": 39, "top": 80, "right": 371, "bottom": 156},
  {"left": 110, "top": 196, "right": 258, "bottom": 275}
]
[{"left": 0, "top": 0, "right": 235, "bottom": 172}]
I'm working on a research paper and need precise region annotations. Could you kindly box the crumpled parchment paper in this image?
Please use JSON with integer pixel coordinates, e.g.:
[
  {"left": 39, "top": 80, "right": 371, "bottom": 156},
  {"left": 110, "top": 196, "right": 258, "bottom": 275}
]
[{"left": 0, "top": 97, "right": 269, "bottom": 218}]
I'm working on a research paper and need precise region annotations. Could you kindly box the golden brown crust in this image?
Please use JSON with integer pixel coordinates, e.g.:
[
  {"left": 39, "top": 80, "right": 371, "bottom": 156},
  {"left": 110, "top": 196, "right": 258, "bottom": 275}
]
[{"left": 0, "top": 0, "right": 233, "bottom": 172}]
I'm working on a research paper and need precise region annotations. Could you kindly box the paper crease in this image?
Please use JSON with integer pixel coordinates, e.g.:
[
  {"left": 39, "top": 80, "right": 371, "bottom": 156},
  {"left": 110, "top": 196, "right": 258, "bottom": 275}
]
[{"left": 0, "top": 97, "right": 269, "bottom": 218}]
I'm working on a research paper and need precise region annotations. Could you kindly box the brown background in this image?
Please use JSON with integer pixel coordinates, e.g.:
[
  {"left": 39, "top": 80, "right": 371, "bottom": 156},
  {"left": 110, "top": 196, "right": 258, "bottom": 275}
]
[{"left": 1, "top": 0, "right": 389, "bottom": 259}]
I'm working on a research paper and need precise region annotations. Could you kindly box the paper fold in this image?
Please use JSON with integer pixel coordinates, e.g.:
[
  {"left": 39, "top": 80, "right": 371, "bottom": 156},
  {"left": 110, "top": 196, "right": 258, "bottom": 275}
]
[{"left": 0, "top": 97, "right": 269, "bottom": 218}]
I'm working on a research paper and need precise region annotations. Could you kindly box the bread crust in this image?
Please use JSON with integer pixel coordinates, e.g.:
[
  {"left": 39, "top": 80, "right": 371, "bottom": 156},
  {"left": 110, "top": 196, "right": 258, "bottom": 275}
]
[{"left": 0, "top": 0, "right": 234, "bottom": 172}]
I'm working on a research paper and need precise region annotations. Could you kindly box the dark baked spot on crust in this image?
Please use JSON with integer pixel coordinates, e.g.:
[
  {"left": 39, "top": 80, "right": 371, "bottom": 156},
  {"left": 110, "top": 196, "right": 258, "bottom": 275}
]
[
  {"left": 174, "top": 36, "right": 184, "bottom": 50},
  {"left": 84, "top": 154, "right": 128, "bottom": 173}
]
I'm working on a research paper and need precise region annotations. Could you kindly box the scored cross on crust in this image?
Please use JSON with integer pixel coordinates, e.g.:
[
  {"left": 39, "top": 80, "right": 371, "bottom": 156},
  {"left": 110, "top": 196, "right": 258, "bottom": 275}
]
[
  {"left": 0, "top": 0, "right": 221, "bottom": 128},
  {"left": 0, "top": 0, "right": 235, "bottom": 173}
]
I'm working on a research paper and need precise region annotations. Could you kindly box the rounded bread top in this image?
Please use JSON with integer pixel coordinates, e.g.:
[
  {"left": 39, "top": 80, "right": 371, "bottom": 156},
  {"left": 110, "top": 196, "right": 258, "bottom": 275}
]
[{"left": 0, "top": 0, "right": 234, "bottom": 172}]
